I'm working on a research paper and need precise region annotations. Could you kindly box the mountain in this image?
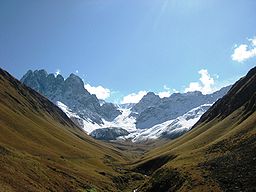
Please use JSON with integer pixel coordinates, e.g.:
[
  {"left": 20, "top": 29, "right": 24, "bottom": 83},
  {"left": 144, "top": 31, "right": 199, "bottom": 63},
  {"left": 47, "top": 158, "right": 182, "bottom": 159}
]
[
  {"left": 132, "top": 86, "right": 231, "bottom": 129},
  {"left": 21, "top": 70, "right": 121, "bottom": 129},
  {"left": 125, "top": 104, "right": 212, "bottom": 142},
  {"left": 0, "top": 68, "right": 141, "bottom": 191},
  {"left": 21, "top": 69, "right": 231, "bottom": 142},
  {"left": 133, "top": 66, "right": 256, "bottom": 191},
  {"left": 93, "top": 87, "right": 228, "bottom": 142},
  {"left": 2, "top": 66, "right": 255, "bottom": 191},
  {"left": 131, "top": 92, "right": 161, "bottom": 116}
]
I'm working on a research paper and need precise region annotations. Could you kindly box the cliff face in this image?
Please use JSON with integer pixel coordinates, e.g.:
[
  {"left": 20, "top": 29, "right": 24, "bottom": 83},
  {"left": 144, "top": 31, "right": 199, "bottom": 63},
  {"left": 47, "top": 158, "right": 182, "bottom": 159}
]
[
  {"left": 132, "top": 86, "right": 231, "bottom": 129},
  {"left": 21, "top": 70, "right": 121, "bottom": 126}
]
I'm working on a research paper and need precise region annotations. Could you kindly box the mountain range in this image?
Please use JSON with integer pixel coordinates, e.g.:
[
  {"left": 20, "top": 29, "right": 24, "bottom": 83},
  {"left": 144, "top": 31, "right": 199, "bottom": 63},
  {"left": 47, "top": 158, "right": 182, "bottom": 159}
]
[
  {"left": 21, "top": 70, "right": 121, "bottom": 128},
  {"left": 21, "top": 70, "right": 231, "bottom": 142},
  {"left": 0, "top": 66, "right": 255, "bottom": 191},
  {"left": 131, "top": 87, "right": 230, "bottom": 129}
]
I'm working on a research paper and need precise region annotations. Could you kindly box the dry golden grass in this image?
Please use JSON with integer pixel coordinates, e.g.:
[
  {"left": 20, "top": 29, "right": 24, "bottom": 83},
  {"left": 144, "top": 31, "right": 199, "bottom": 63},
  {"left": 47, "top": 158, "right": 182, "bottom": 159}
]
[
  {"left": 133, "top": 67, "right": 256, "bottom": 191},
  {"left": 0, "top": 69, "right": 145, "bottom": 191},
  {"left": 134, "top": 106, "right": 256, "bottom": 191},
  {"left": 1, "top": 66, "right": 255, "bottom": 191}
]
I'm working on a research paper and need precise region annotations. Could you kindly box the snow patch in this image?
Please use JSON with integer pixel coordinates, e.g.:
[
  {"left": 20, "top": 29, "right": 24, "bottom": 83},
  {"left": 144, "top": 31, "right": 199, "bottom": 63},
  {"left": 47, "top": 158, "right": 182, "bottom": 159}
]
[
  {"left": 122, "top": 104, "right": 212, "bottom": 142},
  {"left": 56, "top": 101, "right": 79, "bottom": 118},
  {"left": 56, "top": 101, "right": 102, "bottom": 134},
  {"left": 103, "top": 108, "right": 136, "bottom": 132},
  {"left": 57, "top": 101, "right": 212, "bottom": 141}
]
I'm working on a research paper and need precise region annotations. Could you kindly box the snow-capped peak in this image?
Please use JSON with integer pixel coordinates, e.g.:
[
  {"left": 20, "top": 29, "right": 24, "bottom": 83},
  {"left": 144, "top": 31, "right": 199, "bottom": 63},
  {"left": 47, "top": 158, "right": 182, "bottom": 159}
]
[{"left": 122, "top": 104, "right": 212, "bottom": 142}]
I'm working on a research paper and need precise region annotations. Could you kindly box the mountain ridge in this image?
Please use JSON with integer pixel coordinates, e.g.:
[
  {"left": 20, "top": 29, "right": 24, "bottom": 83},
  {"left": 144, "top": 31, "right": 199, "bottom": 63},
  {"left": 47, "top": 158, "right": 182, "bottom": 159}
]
[
  {"left": 133, "top": 66, "right": 256, "bottom": 191},
  {"left": 21, "top": 69, "right": 121, "bottom": 127},
  {"left": 133, "top": 85, "right": 231, "bottom": 129},
  {"left": 194, "top": 66, "right": 256, "bottom": 127},
  {"left": 21, "top": 69, "right": 231, "bottom": 142}
]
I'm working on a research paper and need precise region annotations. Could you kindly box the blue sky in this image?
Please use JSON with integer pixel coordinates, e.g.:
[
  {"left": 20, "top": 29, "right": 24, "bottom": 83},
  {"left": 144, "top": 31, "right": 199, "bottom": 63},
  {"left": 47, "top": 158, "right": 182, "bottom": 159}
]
[{"left": 0, "top": 0, "right": 256, "bottom": 103}]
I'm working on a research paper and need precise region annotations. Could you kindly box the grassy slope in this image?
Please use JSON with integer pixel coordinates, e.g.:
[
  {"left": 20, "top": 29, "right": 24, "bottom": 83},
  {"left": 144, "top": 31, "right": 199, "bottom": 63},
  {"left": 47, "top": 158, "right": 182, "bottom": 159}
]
[
  {"left": 0, "top": 69, "right": 142, "bottom": 192},
  {"left": 134, "top": 67, "right": 256, "bottom": 192},
  {"left": 1, "top": 65, "right": 255, "bottom": 191}
]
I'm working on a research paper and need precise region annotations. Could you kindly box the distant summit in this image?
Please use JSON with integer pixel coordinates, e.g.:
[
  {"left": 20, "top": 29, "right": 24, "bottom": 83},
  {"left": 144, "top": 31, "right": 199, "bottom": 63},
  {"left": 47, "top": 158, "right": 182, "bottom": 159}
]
[
  {"left": 21, "top": 69, "right": 232, "bottom": 142},
  {"left": 21, "top": 70, "right": 121, "bottom": 128},
  {"left": 131, "top": 92, "right": 161, "bottom": 114},
  {"left": 132, "top": 85, "right": 232, "bottom": 129}
]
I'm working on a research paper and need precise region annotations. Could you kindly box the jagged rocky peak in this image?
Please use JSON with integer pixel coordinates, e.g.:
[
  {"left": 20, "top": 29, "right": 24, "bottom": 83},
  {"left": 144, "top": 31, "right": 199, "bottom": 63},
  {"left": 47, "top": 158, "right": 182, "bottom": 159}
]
[
  {"left": 20, "top": 69, "right": 33, "bottom": 80},
  {"left": 142, "top": 92, "right": 160, "bottom": 102},
  {"left": 21, "top": 69, "right": 92, "bottom": 100},
  {"left": 135, "top": 86, "right": 232, "bottom": 129},
  {"left": 63, "top": 73, "right": 91, "bottom": 97},
  {"left": 65, "top": 73, "right": 84, "bottom": 88},
  {"left": 21, "top": 69, "right": 49, "bottom": 93},
  {"left": 20, "top": 69, "right": 122, "bottom": 129},
  {"left": 131, "top": 91, "right": 161, "bottom": 114}
]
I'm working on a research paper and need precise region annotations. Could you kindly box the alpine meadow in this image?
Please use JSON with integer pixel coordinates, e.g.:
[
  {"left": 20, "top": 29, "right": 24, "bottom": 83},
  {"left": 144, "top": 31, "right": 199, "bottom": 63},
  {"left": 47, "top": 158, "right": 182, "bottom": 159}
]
[{"left": 0, "top": 1, "right": 256, "bottom": 192}]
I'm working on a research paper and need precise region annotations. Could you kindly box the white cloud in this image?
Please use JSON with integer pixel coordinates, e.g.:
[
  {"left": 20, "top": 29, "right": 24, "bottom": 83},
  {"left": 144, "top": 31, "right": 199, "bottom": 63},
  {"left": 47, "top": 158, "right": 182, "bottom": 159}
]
[
  {"left": 121, "top": 85, "right": 178, "bottom": 103},
  {"left": 231, "top": 36, "right": 256, "bottom": 62},
  {"left": 75, "top": 70, "right": 79, "bottom": 73},
  {"left": 121, "top": 91, "right": 147, "bottom": 104},
  {"left": 172, "top": 88, "right": 178, "bottom": 93},
  {"left": 163, "top": 85, "right": 170, "bottom": 90},
  {"left": 84, "top": 84, "right": 111, "bottom": 100},
  {"left": 185, "top": 69, "right": 215, "bottom": 94},
  {"left": 185, "top": 82, "right": 202, "bottom": 93},
  {"left": 157, "top": 91, "right": 171, "bottom": 98},
  {"left": 55, "top": 69, "right": 61, "bottom": 76},
  {"left": 157, "top": 85, "right": 172, "bottom": 98}
]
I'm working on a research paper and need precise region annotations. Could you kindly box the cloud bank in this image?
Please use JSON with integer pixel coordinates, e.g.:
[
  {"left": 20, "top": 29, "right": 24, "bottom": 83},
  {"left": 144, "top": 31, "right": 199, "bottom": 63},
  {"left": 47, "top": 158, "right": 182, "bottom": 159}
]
[
  {"left": 185, "top": 69, "right": 215, "bottom": 94},
  {"left": 121, "top": 91, "right": 147, "bottom": 104},
  {"left": 231, "top": 36, "right": 256, "bottom": 62},
  {"left": 84, "top": 84, "right": 111, "bottom": 100},
  {"left": 157, "top": 85, "right": 177, "bottom": 98},
  {"left": 120, "top": 86, "right": 178, "bottom": 104}
]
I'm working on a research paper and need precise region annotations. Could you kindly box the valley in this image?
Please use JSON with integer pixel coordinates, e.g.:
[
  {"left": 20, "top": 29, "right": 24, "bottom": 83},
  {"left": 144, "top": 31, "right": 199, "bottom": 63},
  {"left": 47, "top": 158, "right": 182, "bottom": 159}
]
[
  {"left": 0, "top": 66, "right": 255, "bottom": 192},
  {"left": 0, "top": 68, "right": 146, "bottom": 191},
  {"left": 1, "top": 1, "right": 255, "bottom": 191}
]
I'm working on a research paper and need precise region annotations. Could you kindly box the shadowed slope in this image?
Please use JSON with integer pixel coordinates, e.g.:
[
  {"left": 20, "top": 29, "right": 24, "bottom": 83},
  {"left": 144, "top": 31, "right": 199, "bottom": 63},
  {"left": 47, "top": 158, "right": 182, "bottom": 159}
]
[
  {"left": 134, "top": 66, "right": 256, "bottom": 192},
  {"left": 194, "top": 66, "right": 256, "bottom": 126}
]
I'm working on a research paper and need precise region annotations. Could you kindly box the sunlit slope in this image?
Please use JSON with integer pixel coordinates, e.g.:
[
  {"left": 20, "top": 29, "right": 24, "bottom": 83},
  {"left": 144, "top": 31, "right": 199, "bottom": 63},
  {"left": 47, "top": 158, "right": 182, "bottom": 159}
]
[
  {"left": 135, "top": 66, "right": 256, "bottom": 192},
  {"left": 0, "top": 68, "right": 129, "bottom": 192}
]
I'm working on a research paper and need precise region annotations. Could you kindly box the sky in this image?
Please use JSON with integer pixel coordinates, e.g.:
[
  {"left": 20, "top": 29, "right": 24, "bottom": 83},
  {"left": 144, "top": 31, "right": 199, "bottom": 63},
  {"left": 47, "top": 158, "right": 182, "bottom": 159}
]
[{"left": 0, "top": 0, "right": 256, "bottom": 103}]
